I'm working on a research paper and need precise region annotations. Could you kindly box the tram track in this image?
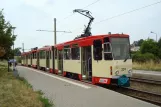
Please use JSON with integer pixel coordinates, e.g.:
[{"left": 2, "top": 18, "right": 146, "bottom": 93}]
[
  {"left": 119, "top": 87, "right": 161, "bottom": 106},
  {"left": 123, "top": 77, "right": 161, "bottom": 106},
  {"left": 105, "top": 77, "right": 161, "bottom": 106},
  {"left": 130, "top": 77, "right": 161, "bottom": 85}
]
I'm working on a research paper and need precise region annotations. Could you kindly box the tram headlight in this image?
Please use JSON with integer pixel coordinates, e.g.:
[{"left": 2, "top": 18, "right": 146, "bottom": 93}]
[
  {"left": 128, "top": 69, "right": 132, "bottom": 77},
  {"left": 115, "top": 70, "right": 119, "bottom": 75},
  {"left": 128, "top": 69, "right": 132, "bottom": 74}
]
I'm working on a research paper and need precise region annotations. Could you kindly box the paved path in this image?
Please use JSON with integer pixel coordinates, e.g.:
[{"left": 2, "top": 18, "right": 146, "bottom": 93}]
[{"left": 17, "top": 66, "right": 158, "bottom": 107}]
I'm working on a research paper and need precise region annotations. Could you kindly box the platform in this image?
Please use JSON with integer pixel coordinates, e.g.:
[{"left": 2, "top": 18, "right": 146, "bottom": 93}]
[
  {"left": 133, "top": 70, "right": 161, "bottom": 81},
  {"left": 17, "top": 66, "right": 159, "bottom": 107}
]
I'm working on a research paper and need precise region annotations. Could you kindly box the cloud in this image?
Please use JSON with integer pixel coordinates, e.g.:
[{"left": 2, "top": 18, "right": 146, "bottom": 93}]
[{"left": 46, "top": 0, "right": 54, "bottom": 5}]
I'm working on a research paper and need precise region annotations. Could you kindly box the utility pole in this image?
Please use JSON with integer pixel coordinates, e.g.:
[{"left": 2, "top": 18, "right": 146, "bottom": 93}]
[
  {"left": 36, "top": 18, "right": 71, "bottom": 45},
  {"left": 54, "top": 18, "right": 57, "bottom": 45},
  {"left": 11, "top": 27, "right": 16, "bottom": 71},
  {"left": 22, "top": 43, "right": 24, "bottom": 52}
]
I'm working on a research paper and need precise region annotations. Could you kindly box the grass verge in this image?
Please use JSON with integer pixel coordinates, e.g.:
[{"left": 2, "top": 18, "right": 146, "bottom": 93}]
[
  {"left": 0, "top": 62, "right": 53, "bottom": 107},
  {"left": 133, "top": 61, "right": 161, "bottom": 71}
]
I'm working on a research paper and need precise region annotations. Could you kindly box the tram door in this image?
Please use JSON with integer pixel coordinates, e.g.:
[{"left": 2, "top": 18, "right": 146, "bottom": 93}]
[
  {"left": 31, "top": 54, "right": 32, "bottom": 66},
  {"left": 58, "top": 50, "right": 63, "bottom": 74},
  {"left": 46, "top": 51, "right": 50, "bottom": 70},
  {"left": 81, "top": 46, "right": 92, "bottom": 81},
  {"left": 26, "top": 55, "right": 28, "bottom": 66},
  {"left": 37, "top": 52, "right": 40, "bottom": 69}
]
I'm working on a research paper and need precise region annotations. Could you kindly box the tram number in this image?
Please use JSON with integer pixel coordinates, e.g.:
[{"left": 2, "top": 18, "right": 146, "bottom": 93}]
[
  {"left": 121, "top": 68, "right": 126, "bottom": 72},
  {"left": 99, "top": 79, "right": 108, "bottom": 83}
]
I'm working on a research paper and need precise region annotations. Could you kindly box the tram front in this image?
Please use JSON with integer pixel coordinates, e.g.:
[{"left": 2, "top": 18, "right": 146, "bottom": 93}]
[
  {"left": 110, "top": 36, "right": 132, "bottom": 87},
  {"left": 92, "top": 34, "right": 132, "bottom": 87}
]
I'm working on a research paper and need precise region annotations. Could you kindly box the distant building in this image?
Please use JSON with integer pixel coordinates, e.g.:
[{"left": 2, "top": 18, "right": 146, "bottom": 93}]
[{"left": 131, "top": 46, "right": 140, "bottom": 52}]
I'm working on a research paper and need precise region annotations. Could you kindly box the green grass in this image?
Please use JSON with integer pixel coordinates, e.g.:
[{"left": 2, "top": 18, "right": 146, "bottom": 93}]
[
  {"left": 17, "top": 77, "right": 54, "bottom": 107},
  {"left": 133, "top": 61, "right": 161, "bottom": 71},
  {"left": 0, "top": 61, "right": 54, "bottom": 107},
  {"left": 39, "top": 96, "right": 54, "bottom": 107}
]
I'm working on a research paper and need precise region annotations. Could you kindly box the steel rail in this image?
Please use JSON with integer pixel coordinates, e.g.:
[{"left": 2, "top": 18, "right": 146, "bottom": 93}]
[
  {"left": 130, "top": 77, "right": 161, "bottom": 85},
  {"left": 120, "top": 87, "right": 161, "bottom": 106}
]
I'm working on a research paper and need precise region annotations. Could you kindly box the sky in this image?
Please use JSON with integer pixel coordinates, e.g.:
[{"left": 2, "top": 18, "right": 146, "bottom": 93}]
[{"left": 0, "top": 0, "right": 161, "bottom": 52}]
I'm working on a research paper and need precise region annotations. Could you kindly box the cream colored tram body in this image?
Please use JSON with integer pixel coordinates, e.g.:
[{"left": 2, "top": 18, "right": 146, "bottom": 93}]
[
  {"left": 27, "top": 52, "right": 32, "bottom": 67},
  {"left": 54, "top": 34, "right": 132, "bottom": 86},
  {"left": 30, "top": 48, "right": 38, "bottom": 68},
  {"left": 36, "top": 46, "right": 54, "bottom": 72},
  {"left": 21, "top": 33, "right": 132, "bottom": 87},
  {"left": 21, "top": 52, "right": 30, "bottom": 66},
  {"left": 21, "top": 52, "right": 26, "bottom": 66},
  {"left": 25, "top": 52, "right": 29, "bottom": 66}
]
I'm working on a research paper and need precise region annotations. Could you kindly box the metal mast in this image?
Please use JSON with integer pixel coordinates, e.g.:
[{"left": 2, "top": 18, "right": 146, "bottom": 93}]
[{"left": 73, "top": 9, "right": 94, "bottom": 39}]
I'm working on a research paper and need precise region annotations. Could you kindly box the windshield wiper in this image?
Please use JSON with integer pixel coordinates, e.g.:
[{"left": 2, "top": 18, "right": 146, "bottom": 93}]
[{"left": 124, "top": 55, "right": 129, "bottom": 62}]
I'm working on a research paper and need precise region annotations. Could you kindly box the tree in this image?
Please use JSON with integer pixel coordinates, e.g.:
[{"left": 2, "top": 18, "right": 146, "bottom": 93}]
[
  {"left": 0, "top": 9, "right": 16, "bottom": 59},
  {"left": 140, "top": 39, "right": 159, "bottom": 56},
  {"left": 0, "top": 46, "right": 5, "bottom": 57},
  {"left": 14, "top": 48, "right": 21, "bottom": 56},
  {"left": 157, "top": 37, "right": 161, "bottom": 48},
  {"left": 138, "top": 39, "right": 144, "bottom": 46},
  {"left": 157, "top": 37, "right": 161, "bottom": 58}
]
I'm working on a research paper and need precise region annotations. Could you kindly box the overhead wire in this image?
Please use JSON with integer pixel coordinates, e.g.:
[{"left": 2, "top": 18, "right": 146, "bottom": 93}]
[
  {"left": 57, "top": 0, "right": 102, "bottom": 25},
  {"left": 94, "top": 1, "right": 161, "bottom": 25},
  {"left": 72, "top": 0, "right": 161, "bottom": 34},
  {"left": 57, "top": 0, "right": 102, "bottom": 37}
]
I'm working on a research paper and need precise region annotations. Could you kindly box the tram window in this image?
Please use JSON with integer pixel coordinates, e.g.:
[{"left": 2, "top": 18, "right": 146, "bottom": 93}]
[
  {"left": 39, "top": 52, "right": 41, "bottom": 59},
  {"left": 93, "top": 39, "right": 102, "bottom": 60},
  {"left": 40, "top": 51, "right": 45, "bottom": 59},
  {"left": 104, "top": 43, "right": 111, "bottom": 52},
  {"left": 71, "top": 47, "right": 80, "bottom": 60},
  {"left": 32, "top": 53, "right": 34, "bottom": 59},
  {"left": 64, "top": 48, "right": 70, "bottom": 60},
  {"left": 104, "top": 43, "right": 113, "bottom": 60},
  {"left": 104, "top": 37, "right": 110, "bottom": 43},
  {"left": 35, "top": 53, "right": 37, "bottom": 59},
  {"left": 49, "top": 51, "right": 51, "bottom": 59},
  {"left": 55, "top": 49, "right": 57, "bottom": 59}
]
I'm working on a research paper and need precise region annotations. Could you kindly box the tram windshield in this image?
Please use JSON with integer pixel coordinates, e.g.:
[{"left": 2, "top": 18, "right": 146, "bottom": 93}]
[{"left": 110, "top": 38, "right": 131, "bottom": 60}]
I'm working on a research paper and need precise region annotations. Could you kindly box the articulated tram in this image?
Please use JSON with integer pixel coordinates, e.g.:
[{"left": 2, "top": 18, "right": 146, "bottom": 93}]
[{"left": 21, "top": 33, "right": 132, "bottom": 87}]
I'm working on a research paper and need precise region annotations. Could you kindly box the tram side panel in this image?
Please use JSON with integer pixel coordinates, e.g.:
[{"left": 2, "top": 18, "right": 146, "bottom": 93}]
[
  {"left": 39, "top": 50, "right": 46, "bottom": 70},
  {"left": 21, "top": 56, "right": 24, "bottom": 65},
  {"left": 27, "top": 54, "right": 31, "bottom": 67},
  {"left": 49, "top": 50, "right": 54, "bottom": 73},
  {"left": 63, "top": 47, "right": 81, "bottom": 78},
  {"left": 32, "top": 52, "right": 37, "bottom": 68},
  {"left": 25, "top": 55, "right": 28, "bottom": 66},
  {"left": 54, "top": 49, "right": 58, "bottom": 74},
  {"left": 92, "top": 42, "right": 113, "bottom": 85}
]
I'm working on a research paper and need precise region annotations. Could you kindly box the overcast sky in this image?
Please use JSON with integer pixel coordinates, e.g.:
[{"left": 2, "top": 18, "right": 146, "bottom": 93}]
[{"left": 0, "top": 0, "right": 161, "bottom": 51}]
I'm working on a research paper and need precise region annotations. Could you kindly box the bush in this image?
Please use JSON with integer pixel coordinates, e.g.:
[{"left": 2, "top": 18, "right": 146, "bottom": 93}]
[
  {"left": 140, "top": 39, "right": 159, "bottom": 56},
  {"left": 132, "top": 53, "right": 155, "bottom": 63}
]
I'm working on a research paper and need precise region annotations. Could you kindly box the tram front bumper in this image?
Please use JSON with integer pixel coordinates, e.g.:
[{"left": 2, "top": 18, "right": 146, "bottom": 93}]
[
  {"left": 117, "top": 75, "right": 130, "bottom": 87},
  {"left": 111, "top": 75, "right": 130, "bottom": 87}
]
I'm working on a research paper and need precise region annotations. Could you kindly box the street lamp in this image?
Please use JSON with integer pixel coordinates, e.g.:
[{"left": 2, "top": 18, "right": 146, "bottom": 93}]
[
  {"left": 11, "top": 26, "right": 16, "bottom": 71},
  {"left": 151, "top": 31, "right": 157, "bottom": 42}
]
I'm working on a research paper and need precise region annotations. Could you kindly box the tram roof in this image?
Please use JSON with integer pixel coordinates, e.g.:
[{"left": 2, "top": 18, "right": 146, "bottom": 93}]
[
  {"left": 54, "top": 33, "right": 129, "bottom": 50},
  {"left": 37, "top": 45, "right": 53, "bottom": 52}
]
